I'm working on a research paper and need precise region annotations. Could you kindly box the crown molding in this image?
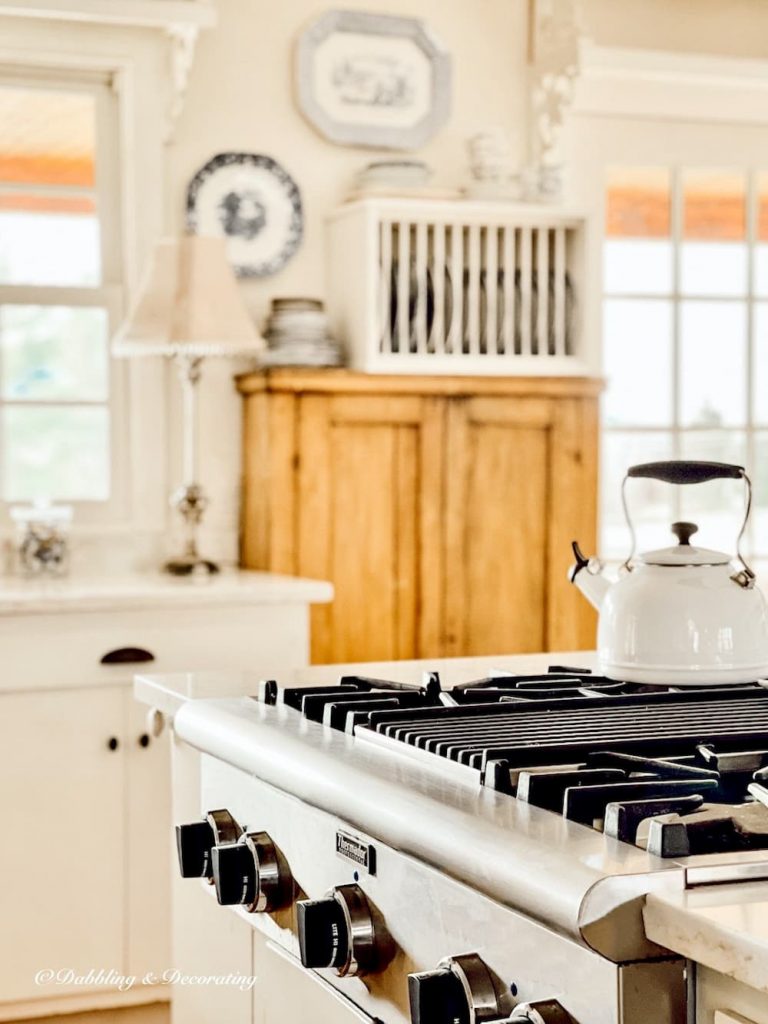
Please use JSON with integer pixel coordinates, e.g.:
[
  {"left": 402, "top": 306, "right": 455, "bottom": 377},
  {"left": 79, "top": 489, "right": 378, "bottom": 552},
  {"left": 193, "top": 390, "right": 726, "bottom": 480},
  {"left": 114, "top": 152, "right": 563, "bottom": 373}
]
[
  {"left": 574, "top": 40, "right": 768, "bottom": 125},
  {"left": 0, "top": 0, "right": 216, "bottom": 28}
]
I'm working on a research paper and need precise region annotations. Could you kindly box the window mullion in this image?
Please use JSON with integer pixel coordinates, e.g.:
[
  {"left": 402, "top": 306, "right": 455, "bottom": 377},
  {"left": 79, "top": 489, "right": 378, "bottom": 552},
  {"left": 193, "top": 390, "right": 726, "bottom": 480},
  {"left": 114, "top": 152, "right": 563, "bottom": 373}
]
[
  {"left": 671, "top": 165, "right": 683, "bottom": 523},
  {"left": 745, "top": 169, "right": 757, "bottom": 558}
]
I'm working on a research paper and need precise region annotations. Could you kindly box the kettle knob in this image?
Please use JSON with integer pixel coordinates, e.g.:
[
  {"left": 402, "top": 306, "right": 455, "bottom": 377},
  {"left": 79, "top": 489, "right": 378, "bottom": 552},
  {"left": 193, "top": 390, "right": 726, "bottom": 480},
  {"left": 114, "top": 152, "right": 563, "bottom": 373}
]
[{"left": 671, "top": 521, "right": 698, "bottom": 546}]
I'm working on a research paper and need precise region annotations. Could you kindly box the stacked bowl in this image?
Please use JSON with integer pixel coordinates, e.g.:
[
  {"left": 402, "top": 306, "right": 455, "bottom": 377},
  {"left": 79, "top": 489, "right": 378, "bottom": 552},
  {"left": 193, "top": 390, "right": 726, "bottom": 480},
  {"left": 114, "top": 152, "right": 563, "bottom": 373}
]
[{"left": 262, "top": 298, "right": 343, "bottom": 367}]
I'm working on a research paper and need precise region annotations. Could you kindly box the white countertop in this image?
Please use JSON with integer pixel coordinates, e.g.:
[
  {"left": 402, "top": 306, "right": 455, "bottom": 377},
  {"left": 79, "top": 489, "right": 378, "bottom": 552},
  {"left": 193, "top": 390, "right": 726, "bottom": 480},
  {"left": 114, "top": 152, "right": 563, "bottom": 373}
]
[
  {"left": 0, "top": 569, "right": 333, "bottom": 616},
  {"left": 645, "top": 882, "right": 768, "bottom": 991}
]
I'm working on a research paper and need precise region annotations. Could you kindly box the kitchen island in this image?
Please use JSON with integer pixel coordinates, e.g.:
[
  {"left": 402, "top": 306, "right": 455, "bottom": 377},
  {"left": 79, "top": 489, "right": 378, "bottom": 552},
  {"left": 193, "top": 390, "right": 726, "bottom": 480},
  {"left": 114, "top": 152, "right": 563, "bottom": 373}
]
[{"left": 136, "top": 653, "right": 768, "bottom": 1024}]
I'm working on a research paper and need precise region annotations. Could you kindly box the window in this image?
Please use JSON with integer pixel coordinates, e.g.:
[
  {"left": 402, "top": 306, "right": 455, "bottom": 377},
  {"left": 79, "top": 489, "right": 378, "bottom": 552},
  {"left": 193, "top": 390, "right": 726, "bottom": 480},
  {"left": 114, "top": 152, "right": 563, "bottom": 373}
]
[
  {"left": 602, "top": 165, "right": 768, "bottom": 567},
  {"left": 0, "top": 74, "right": 122, "bottom": 513}
]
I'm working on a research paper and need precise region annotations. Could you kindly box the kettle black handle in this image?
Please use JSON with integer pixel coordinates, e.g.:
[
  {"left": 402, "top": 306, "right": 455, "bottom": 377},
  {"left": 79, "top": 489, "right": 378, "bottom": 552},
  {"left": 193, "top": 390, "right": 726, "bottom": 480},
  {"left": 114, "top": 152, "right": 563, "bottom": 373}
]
[
  {"left": 627, "top": 461, "right": 745, "bottom": 485},
  {"left": 621, "top": 461, "right": 755, "bottom": 586}
]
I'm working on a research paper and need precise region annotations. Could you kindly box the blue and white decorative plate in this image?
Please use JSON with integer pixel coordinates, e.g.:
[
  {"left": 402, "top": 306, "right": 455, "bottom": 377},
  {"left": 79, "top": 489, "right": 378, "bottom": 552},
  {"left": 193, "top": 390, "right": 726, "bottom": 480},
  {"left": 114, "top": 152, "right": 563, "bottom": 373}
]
[{"left": 186, "top": 153, "right": 303, "bottom": 278}]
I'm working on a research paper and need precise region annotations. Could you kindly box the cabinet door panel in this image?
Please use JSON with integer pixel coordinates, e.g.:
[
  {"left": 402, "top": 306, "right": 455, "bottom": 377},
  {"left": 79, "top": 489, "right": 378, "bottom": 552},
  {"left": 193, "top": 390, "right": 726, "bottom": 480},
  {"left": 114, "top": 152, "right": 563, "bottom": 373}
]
[
  {"left": 298, "top": 395, "right": 443, "bottom": 663},
  {"left": 444, "top": 395, "right": 596, "bottom": 655},
  {"left": 126, "top": 694, "right": 170, "bottom": 980},
  {"left": 0, "top": 687, "right": 125, "bottom": 1002},
  {"left": 445, "top": 398, "right": 550, "bottom": 655}
]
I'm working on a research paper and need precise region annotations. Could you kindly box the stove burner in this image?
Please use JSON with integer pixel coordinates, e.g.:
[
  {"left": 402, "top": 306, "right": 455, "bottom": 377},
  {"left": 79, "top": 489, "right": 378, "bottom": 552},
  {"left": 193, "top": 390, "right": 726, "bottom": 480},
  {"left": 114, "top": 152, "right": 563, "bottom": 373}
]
[{"left": 257, "top": 666, "right": 768, "bottom": 859}]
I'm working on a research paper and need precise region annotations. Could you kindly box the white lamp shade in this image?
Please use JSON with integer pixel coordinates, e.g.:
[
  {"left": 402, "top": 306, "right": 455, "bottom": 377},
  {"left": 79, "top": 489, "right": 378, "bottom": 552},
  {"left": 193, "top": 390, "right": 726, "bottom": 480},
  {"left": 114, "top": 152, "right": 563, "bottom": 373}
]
[{"left": 112, "top": 236, "right": 264, "bottom": 358}]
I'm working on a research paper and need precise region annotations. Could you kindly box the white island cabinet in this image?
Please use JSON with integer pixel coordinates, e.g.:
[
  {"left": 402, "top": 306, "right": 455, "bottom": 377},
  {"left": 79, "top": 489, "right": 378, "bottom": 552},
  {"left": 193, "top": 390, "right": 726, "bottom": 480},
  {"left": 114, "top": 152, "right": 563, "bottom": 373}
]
[{"left": 0, "top": 571, "right": 331, "bottom": 1022}]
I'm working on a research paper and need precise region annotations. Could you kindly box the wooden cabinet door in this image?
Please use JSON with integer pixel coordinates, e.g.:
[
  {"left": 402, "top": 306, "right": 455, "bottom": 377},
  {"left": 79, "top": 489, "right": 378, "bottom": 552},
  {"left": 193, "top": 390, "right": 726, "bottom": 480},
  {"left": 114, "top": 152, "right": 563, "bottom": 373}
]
[
  {"left": 125, "top": 693, "right": 170, "bottom": 981},
  {"left": 0, "top": 687, "right": 125, "bottom": 1003},
  {"left": 297, "top": 394, "right": 443, "bottom": 663},
  {"left": 443, "top": 395, "right": 597, "bottom": 655}
]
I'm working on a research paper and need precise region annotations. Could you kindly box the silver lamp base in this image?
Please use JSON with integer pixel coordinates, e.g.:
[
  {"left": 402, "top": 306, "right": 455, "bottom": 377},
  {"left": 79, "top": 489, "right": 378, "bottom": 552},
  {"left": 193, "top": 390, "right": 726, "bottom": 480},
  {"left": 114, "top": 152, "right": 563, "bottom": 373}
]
[
  {"left": 165, "top": 483, "right": 219, "bottom": 576},
  {"left": 164, "top": 554, "right": 220, "bottom": 577}
]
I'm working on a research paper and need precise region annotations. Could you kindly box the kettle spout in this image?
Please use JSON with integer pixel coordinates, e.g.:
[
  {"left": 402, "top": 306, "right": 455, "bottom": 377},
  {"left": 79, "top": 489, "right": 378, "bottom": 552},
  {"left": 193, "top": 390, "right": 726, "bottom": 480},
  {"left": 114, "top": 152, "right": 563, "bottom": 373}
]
[{"left": 568, "top": 540, "right": 610, "bottom": 611}]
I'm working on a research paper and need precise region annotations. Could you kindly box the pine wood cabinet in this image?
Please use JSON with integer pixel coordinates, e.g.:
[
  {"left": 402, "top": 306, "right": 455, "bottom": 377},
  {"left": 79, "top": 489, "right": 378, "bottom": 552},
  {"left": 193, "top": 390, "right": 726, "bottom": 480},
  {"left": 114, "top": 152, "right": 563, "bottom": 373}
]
[{"left": 238, "top": 370, "right": 601, "bottom": 664}]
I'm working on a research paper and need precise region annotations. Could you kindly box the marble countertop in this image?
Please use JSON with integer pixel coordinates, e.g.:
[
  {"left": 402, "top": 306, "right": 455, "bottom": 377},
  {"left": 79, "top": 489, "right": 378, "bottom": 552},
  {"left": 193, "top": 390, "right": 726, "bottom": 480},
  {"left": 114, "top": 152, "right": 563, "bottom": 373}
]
[
  {"left": 0, "top": 569, "right": 333, "bottom": 616},
  {"left": 134, "top": 650, "right": 598, "bottom": 719},
  {"left": 645, "top": 882, "right": 768, "bottom": 992}
]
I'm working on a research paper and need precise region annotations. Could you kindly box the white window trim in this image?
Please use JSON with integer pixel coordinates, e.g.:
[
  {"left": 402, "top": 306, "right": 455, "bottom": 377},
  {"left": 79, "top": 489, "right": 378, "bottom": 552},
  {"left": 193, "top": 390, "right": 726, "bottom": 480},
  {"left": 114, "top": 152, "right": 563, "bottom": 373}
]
[
  {"left": 574, "top": 41, "right": 768, "bottom": 127},
  {"left": 0, "top": 13, "right": 198, "bottom": 542}
]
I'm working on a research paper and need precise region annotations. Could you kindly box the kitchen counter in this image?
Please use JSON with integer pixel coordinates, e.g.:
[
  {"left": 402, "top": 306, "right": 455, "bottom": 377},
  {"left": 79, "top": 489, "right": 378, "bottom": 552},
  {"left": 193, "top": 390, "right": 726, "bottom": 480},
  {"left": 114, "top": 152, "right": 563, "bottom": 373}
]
[
  {"left": 0, "top": 569, "right": 332, "bottom": 616},
  {"left": 645, "top": 882, "right": 768, "bottom": 993},
  {"left": 0, "top": 569, "right": 333, "bottom": 693}
]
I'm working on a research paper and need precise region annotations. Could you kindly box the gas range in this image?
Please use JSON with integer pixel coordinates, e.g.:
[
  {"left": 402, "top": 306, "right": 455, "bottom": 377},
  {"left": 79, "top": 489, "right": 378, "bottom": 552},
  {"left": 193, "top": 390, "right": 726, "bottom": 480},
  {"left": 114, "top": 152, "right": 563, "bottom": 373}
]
[{"left": 169, "top": 663, "right": 768, "bottom": 1024}]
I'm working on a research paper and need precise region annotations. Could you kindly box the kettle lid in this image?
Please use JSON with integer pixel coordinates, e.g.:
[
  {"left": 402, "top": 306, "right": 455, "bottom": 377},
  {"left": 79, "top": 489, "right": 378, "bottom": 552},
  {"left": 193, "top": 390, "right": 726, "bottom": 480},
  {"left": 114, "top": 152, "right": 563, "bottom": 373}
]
[{"left": 639, "top": 521, "right": 731, "bottom": 567}]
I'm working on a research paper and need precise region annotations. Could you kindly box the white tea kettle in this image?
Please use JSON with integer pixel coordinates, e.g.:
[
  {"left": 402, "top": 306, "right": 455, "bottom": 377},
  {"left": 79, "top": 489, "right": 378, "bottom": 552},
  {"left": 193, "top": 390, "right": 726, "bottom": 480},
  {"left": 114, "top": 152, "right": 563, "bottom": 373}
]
[{"left": 569, "top": 460, "right": 768, "bottom": 685}]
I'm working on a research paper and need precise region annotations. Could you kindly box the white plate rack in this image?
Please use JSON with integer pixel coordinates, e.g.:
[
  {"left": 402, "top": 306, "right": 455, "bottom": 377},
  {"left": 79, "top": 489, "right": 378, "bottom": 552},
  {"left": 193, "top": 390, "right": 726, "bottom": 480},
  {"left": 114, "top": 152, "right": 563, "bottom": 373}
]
[{"left": 327, "top": 197, "right": 594, "bottom": 375}]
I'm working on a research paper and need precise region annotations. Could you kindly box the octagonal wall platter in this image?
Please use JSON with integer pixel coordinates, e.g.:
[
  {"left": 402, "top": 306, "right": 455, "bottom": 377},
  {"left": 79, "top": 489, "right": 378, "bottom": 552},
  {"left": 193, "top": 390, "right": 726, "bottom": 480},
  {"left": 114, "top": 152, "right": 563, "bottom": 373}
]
[{"left": 296, "top": 9, "right": 452, "bottom": 150}]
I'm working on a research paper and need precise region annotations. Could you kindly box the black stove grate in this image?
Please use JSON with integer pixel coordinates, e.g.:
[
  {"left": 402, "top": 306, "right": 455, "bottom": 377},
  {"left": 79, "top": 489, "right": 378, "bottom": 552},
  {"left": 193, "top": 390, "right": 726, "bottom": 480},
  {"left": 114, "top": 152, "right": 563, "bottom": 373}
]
[{"left": 364, "top": 687, "right": 768, "bottom": 768}]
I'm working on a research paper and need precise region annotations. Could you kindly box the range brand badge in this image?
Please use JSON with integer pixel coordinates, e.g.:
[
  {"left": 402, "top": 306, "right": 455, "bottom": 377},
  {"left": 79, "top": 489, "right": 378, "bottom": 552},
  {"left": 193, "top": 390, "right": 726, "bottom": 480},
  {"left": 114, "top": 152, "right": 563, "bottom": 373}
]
[{"left": 335, "top": 831, "right": 377, "bottom": 875}]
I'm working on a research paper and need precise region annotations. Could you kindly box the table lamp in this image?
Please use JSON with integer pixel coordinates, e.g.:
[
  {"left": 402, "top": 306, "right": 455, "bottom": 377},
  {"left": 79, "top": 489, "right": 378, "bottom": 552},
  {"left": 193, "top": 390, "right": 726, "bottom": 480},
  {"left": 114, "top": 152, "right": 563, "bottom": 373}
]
[{"left": 113, "top": 236, "right": 263, "bottom": 575}]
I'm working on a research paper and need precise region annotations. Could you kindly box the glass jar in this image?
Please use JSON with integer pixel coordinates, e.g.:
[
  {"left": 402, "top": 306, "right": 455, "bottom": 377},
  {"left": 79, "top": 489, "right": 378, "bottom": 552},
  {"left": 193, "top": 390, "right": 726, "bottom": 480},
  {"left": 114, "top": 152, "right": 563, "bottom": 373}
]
[{"left": 10, "top": 502, "right": 73, "bottom": 578}]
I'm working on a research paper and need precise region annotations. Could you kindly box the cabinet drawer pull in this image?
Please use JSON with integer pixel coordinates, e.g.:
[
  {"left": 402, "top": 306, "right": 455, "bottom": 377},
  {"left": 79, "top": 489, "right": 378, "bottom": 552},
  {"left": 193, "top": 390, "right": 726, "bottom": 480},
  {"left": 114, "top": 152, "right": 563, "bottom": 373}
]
[
  {"left": 107, "top": 737, "right": 120, "bottom": 751},
  {"left": 100, "top": 647, "right": 155, "bottom": 665}
]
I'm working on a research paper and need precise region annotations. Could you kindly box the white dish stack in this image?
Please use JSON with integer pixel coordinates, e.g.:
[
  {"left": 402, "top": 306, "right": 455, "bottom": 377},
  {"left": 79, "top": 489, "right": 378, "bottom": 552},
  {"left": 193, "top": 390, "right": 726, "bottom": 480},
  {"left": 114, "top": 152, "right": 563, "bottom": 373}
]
[{"left": 262, "top": 298, "right": 343, "bottom": 367}]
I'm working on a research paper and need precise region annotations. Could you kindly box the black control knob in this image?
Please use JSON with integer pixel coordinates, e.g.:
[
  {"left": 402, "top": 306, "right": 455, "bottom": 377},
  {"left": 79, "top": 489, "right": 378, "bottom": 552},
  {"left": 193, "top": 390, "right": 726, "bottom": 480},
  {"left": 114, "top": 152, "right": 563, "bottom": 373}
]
[
  {"left": 409, "top": 966, "right": 471, "bottom": 1024},
  {"left": 408, "top": 954, "right": 504, "bottom": 1024},
  {"left": 212, "top": 843, "right": 256, "bottom": 906},
  {"left": 175, "top": 808, "right": 242, "bottom": 879},
  {"left": 297, "top": 883, "right": 391, "bottom": 977},
  {"left": 211, "top": 831, "right": 292, "bottom": 913},
  {"left": 297, "top": 895, "right": 349, "bottom": 970}
]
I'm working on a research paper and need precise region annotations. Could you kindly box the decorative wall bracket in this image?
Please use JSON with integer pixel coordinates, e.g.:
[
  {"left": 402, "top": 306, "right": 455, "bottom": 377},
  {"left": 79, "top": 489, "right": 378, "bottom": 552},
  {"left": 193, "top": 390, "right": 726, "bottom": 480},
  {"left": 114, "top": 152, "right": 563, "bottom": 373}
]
[{"left": 166, "top": 22, "right": 200, "bottom": 141}]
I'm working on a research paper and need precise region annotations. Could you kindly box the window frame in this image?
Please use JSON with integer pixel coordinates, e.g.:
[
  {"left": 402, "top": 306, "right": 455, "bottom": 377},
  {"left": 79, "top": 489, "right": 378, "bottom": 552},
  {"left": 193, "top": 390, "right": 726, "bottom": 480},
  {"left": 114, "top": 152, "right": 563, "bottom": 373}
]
[
  {"left": 568, "top": 45, "right": 768, "bottom": 575},
  {"left": 0, "top": 67, "right": 128, "bottom": 524},
  {"left": 601, "top": 165, "right": 767, "bottom": 561},
  {"left": 0, "top": 10, "right": 213, "bottom": 561}
]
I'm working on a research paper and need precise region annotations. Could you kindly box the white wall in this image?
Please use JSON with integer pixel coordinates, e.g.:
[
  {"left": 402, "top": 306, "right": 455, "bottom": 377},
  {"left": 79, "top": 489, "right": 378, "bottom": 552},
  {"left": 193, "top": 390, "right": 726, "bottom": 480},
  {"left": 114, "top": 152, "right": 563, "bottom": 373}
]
[
  {"left": 580, "top": 0, "right": 768, "bottom": 59},
  {"left": 166, "top": 0, "right": 530, "bottom": 564}
]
